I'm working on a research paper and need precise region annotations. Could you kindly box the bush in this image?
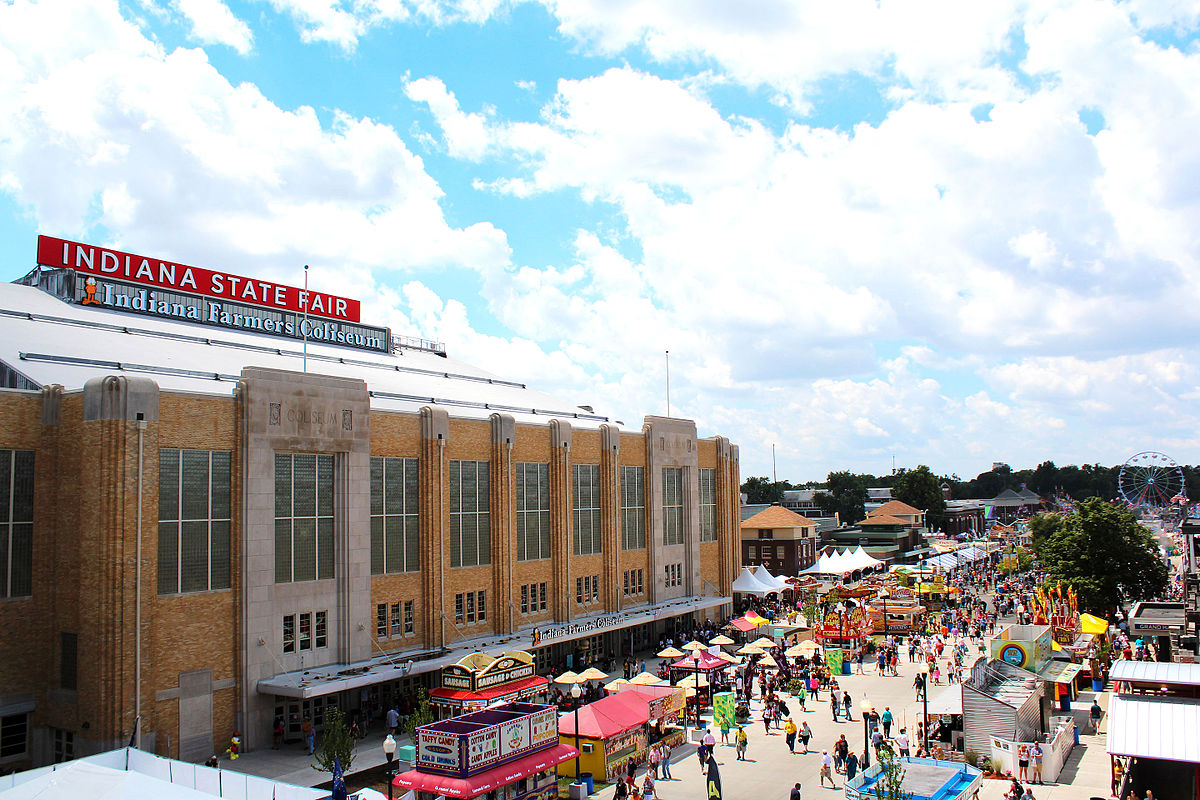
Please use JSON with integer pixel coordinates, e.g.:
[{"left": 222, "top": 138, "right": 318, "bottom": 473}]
[{"left": 788, "top": 678, "right": 805, "bottom": 695}]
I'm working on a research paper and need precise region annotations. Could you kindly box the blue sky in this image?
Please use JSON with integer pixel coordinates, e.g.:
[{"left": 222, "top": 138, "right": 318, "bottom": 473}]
[{"left": 2, "top": 0, "right": 1200, "bottom": 484}]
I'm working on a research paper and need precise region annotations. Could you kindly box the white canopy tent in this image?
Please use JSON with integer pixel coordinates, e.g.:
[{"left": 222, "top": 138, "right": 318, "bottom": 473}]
[
  {"left": 0, "top": 761, "right": 232, "bottom": 800},
  {"left": 732, "top": 566, "right": 777, "bottom": 595},
  {"left": 754, "top": 567, "right": 791, "bottom": 592}
]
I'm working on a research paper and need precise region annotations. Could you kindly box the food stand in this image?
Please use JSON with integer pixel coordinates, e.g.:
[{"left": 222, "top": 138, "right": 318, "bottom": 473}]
[
  {"left": 430, "top": 651, "right": 550, "bottom": 718},
  {"left": 557, "top": 691, "right": 653, "bottom": 782},
  {"left": 394, "top": 702, "right": 577, "bottom": 800},
  {"left": 615, "top": 683, "right": 687, "bottom": 748}
]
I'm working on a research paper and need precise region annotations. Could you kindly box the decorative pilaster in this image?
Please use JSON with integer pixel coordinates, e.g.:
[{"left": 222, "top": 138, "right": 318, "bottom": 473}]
[
  {"left": 600, "top": 425, "right": 621, "bottom": 611},
  {"left": 549, "top": 420, "right": 572, "bottom": 622},
  {"left": 419, "top": 406, "right": 450, "bottom": 649},
  {"left": 489, "top": 413, "right": 516, "bottom": 635}
]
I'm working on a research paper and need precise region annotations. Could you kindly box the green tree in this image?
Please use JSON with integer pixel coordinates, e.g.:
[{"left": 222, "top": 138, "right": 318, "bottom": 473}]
[
  {"left": 404, "top": 688, "right": 435, "bottom": 743},
  {"left": 1031, "top": 497, "right": 1168, "bottom": 613},
  {"left": 872, "top": 748, "right": 914, "bottom": 800},
  {"left": 813, "top": 470, "right": 869, "bottom": 524},
  {"left": 891, "top": 465, "right": 946, "bottom": 529},
  {"left": 741, "top": 476, "right": 791, "bottom": 504},
  {"left": 802, "top": 589, "right": 820, "bottom": 627},
  {"left": 312, "top": 706, "right": 356, "bottom": 775}
]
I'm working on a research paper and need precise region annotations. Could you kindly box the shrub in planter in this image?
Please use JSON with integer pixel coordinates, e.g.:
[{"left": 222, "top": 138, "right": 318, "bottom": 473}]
[{"left": 788, "top": 678, "right": 805, "bottom": 696}]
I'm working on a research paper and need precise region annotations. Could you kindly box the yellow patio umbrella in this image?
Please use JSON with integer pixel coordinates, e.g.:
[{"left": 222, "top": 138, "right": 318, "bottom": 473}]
[
  {"left": 750, "top": 636, "right": 777, "bottom": 649},
  {"left": 736, "top": 644, "right": 764, "bottom": 655},
  {"left": 579, "top": 667, "right": 609, "bottom": 681},
  {"left": 657, "top": 646, "right": 686, "bottom": 658},
  {"left": 675, "top": 674, "right": 710, "bottom": 689},
  {"left": 784, "top": 644, "right": 807, "bottom": 658},
  {"left": 630, "top": 672, "right": 666, "bottom": 685},
  {"left": 553, "top": 670, "right": 582, "bottom": 685},
  {"left": 605, "top": 678, "right": 631, "bottom": 690},
  {"left": 715, "top": 651, "right": 741, "bottom": 664},
  {"left": 795, "top": 640, "right": 821, "bottom": 654},
  {"left": 710, "top": 634, "right": 735, "bottom": 646},
  {"left": 758, "top": 654, "right": 779, "bottom": 669},
  {"left": 681, "top": 641, "right": 707, "bottom": 652}
]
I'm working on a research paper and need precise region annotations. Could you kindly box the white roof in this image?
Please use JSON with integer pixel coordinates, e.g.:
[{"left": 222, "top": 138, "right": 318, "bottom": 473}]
[
  {"left": 731, "top": 566, "right": 775, "bottom": 595},
  {"left": 0, "top": 761, "right": 216, "bottom": 800},
  {"left": 1107, "top": 694, "right": 1200, "bottom": 764},
  {"left": 753, "top": 566, "right": 791, "bottom": 591},
  {"left": 0, "top": 282, "right": 625, "bottom": 430},
  {"left": 1110, "top": 660, "right": 1200, "bottom": 687},
  {"left": 926, "top": 685, "right": 964, "bottom": 716}
]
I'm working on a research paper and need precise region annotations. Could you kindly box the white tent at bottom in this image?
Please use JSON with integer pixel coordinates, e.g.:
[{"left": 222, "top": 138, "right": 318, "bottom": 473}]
[{"left": 0, "top": 761, "right": 219, "bottom": 800}]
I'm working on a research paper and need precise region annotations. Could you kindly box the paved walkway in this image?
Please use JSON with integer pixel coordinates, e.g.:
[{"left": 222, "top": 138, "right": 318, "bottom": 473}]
[{"left": 221, "top": 629, "right": 1114, "bottom": 800}]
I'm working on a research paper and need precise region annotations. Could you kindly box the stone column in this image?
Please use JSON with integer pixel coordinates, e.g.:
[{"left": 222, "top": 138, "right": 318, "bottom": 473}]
[
  {"left": 600, "top": 425, "right": 621, "bottom": 611},
  {"left": 548, "top": 420, "right": 572, "bottom": 622}
]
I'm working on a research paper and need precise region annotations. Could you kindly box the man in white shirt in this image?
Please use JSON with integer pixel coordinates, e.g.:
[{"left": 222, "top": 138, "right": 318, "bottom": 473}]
[
  {"left": 894, "top": 729, "right": 910, "bottom": 758},
  {"left": 820, "top": 751, "right": 837, "bottom": 788}
]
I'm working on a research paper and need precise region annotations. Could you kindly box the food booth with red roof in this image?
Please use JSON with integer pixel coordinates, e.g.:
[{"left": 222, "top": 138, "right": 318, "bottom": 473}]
[
  {"left": 430, "top": 651, "right": 550, "bottom": 719},
  {"left": 557, "top": 691, "right": 654, "bottom": 782},
  {"left": 394, "top": 702, "right": 577, "bottom": 800}
]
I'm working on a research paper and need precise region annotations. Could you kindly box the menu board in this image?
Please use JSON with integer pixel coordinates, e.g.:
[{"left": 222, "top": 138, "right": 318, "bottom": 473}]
[{"left": 465, "top": 707, "right": 557, "bottom": 772}]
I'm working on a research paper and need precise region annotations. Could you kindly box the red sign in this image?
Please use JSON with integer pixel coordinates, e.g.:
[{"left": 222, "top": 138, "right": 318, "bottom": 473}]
[{"left": 37, "top": 235, "right": 360, "bottom": 322}]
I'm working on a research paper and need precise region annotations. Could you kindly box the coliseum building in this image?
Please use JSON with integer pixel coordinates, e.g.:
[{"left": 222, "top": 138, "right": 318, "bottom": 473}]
[{"left": 0, "top": 237, "right": 740, "bottom": 768}]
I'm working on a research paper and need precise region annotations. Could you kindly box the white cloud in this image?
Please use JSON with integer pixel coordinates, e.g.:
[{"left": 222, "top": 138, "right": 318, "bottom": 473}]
[{"left": 172, "top": 0, "right": 254, "bottom": 54}]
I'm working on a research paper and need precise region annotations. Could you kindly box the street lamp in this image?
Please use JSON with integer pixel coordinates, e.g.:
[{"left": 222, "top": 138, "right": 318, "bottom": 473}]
[
  {"left": 860, "top": 698, "right": 873, "bottom": 769},
  {"left": 836, "top": 602, "right": 846, "bottom": 674},
  {"left": 555, "top": 671, "right": 586, "bottom": 785},
  {"left": 693, "top": 651, "right": 702, "bottom": 729},
  {"left": 382, "top": 733, "right": 397, "bottom": 800},
  {"left": 878, "top": 590, "right": 890, "bottom": 641},
  {"left": 918, "top": 662, "right": 930, "bottom": 754}
]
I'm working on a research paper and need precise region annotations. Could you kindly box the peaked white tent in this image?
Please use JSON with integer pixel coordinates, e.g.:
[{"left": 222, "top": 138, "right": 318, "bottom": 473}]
[
  {"left": 754, "top": 567, "right": 791, "bottom": 591},
  {"left": 732, "top": 565, "right": 776, "bottom": 595}
]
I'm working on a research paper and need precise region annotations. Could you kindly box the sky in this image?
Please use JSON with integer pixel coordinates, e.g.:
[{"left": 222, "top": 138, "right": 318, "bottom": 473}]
[{"left": 2, "top": 0, "right": 1200, "bottom": 484}]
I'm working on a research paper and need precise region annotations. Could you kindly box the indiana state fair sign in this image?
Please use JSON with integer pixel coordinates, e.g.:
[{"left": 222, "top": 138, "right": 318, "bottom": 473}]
[{"left": 35, "top": 235, "right": 390, "bottom": 353}]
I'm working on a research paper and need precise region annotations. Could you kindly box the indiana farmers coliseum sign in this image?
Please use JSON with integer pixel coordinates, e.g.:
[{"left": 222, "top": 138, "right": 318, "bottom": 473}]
[{"left": 36, "top": 235, "right": 390, "bottom": 352}]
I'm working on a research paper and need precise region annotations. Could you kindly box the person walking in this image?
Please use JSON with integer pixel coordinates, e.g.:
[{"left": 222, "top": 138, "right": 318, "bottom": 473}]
[
  {"left": 660, "top": 743, "right": 673, "bottom": 780},
  {"left": 1090, "top": 698, "right": 1104, "bottom": 733},
  {"left": 272, "top": 716, "right": 284, "bottom": 749},
  {"left": 648, "top": 744, "right": 660, "bottom": 780},
  {"left": 763, "top": 703, "right": 773, "bottom": 734},
  {"left": 1030, "top": 742, "right": 1043, "bottom": 784},
  {"left": 820, "top": 751, "right": 837, "bottom": 789},
  {"left": 881, "top": 706, "right": 893, "bottom": 738},
  {"left": 386, "top": 705, "right": 400, "bottom": 735},
  {"left": 895, "top": 728, "right": 910, "bottom": 757},
  {"left": 830, "top": 692, "right": 840, "bottom": 721},
  {"left": 799, "top": 721, "right": 812, "bottom": 754},
  {"left": 845, "top": 750, "right": 859, "bottom": 780},
  {"left": 810, "top": 674, "right": 820, "bottom": 702},
  {"left": 784, "top": 717, "right": 798, "bottom": 754},
  {"left": 790, "top": 782, "right": 803, "bottom": 800},
  {"left": 735, "top": 725, "right": 748, "bottom": 760},
  {"left": 842, "top": 691, "right": 853, "bottom": 721}
]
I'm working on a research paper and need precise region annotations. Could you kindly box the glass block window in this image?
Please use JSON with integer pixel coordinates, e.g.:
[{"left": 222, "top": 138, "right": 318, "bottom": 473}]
[
  {"left": 620, "top": 466, "right": 645, "bottom": 551},
  {"left": 572, "top": 464, "right": 601, "bottom": 556},
  {"left": 158, "top": 449, "right": 231, "bottom": 594},
  {"left": 370, "top": 457, "right": 419, "bottom": 575},
  {"left": 699, "top": 468, "right": 717, "bottom": 542},
  {"left": 274, "top": 453, "right": 334, "bottom": 583},
  {"left": 662, "top": 467, "right": 684, "bottom": 546},
  {"left": 449, "top": 461, "right": 490, "bottom": 568},
  {"left": 516, "top": 462, "right": 551, "bottom": 561},
  {"left": 0, "top": 450, "right": 34, "bottom": 598}
]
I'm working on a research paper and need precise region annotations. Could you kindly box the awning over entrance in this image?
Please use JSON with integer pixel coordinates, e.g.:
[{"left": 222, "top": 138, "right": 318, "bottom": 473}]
[
  {"left": 394, "top": 743, "right": 578, "bottom": 798},
  {"left": 258, "top": 595, "right": 731, "bottom": 698},
  {"left": 430, "top": 675, "right": 550, "bottom": 709},
  {"left": 1107, "top": 694, "right": 1200, "bottom": 764}
]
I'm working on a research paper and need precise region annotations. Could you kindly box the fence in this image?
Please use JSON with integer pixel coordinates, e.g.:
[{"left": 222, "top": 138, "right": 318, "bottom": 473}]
[{"left": 987, "top": 715, "right": 1075, "bottom": 782}]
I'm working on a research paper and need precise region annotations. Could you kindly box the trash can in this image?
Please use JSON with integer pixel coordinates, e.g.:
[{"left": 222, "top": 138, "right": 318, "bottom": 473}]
[
  {"left": 1061, "top": 696, "right": 1071, "bottom": 712},
  {"left": 1092, "top": 679, "right": 1104, "bottom": 692},
  {"left": 580, "top": 772, "right": 594, "bottom": 795},
  {"left": 1073, "top": 726, "right": 1080, "bottom": 745},
  {"left": 568, "top": 782, "right": 587, "bottom": 800},
  {"left": 842, "top": 662, "right": 852, "bottom": 676}
]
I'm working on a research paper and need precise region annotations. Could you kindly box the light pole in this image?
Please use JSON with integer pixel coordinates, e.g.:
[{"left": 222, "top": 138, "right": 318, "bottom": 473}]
[
  {"left": 836, "top": 602, "right": 846, "bottom": 675},
  {"left": 918, "top": 662, "right": 930, "bottom": 754},
  {"left": 382, "top": 733, "right": 397, "bottom": 800},
  {"left": 570, "top": 683, "right": 582, "bottom": 780},
  {"left": 860, "top": 698, "right": 873, "bottom": 769},
  {"left": 693, "top": 651, "right": 702, "bottom": 729},
  {"left": 879, "top": 590, "right": 889, "bottom": 642}
]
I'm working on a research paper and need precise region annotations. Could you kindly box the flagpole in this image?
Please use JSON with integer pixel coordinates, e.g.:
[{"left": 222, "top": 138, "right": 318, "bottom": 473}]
[{"left": 303, "top": 264, "right": 309, "bottom": 373}]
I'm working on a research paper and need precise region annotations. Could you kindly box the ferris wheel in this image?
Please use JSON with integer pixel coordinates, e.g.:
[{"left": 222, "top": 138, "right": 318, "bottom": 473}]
[{"left": 1118, "top": 451, "right": 1186, "bottom": 508}]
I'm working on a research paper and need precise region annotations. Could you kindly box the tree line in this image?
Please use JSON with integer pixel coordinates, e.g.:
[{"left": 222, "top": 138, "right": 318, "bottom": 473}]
[{"left": 742, "top": 459, "right": 1200, "bottom": 526}]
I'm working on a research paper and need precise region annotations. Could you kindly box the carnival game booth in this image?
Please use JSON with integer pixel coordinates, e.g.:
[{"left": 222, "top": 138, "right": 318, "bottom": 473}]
[
  {"left": 813, "top": 606, "right": 873, "bottom": 674},
  {"left": 557, "top": 691, "right": 653, "bottom": 782},
  {"left": 395, "top": 702, "right": 577, "bottom": 800},
  {"left": 868, "top": 597, "right": 927, "bottom": 635},
  {"left": 990, "top": 625, "right": 1082, "bottom": 710},
  {"left": 430, "top": 651, "right": 551, "bottom": 718}
]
